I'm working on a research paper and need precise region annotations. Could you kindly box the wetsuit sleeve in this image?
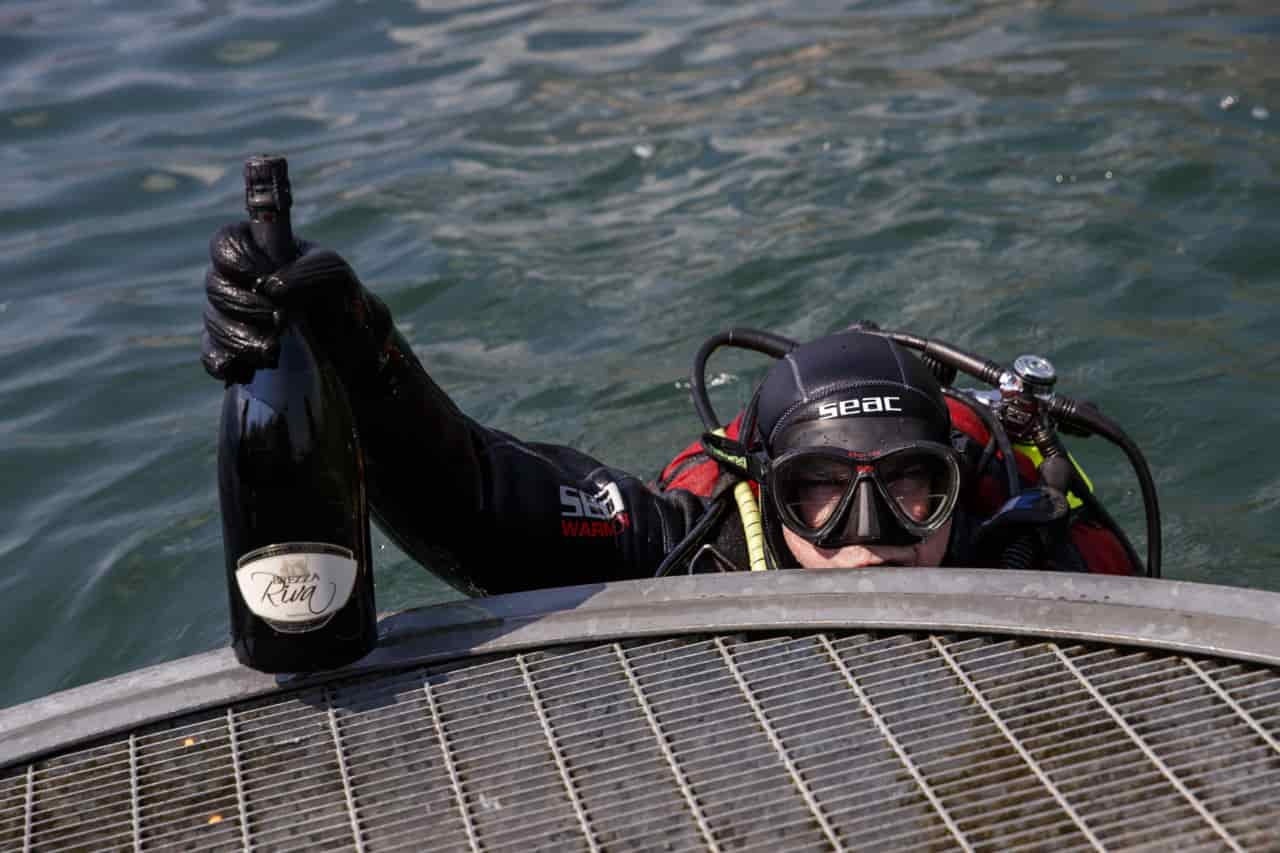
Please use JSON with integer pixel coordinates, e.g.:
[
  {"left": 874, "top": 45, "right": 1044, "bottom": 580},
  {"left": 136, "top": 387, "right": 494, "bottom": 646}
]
[{"left": 347, "top": 328, "right": 709, "bottom": 594}]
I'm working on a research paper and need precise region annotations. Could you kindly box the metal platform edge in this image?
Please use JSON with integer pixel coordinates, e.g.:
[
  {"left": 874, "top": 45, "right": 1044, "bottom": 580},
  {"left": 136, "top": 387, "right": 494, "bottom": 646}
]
[{"left": 3, "top": 567, "right": 1279, "bottom": 770}]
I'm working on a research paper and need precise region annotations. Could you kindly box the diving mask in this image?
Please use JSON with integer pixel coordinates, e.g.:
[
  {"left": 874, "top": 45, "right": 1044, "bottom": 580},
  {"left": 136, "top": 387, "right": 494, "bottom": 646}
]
[{"left": 767, "top": 442, "right": 961, "bottom": 547}]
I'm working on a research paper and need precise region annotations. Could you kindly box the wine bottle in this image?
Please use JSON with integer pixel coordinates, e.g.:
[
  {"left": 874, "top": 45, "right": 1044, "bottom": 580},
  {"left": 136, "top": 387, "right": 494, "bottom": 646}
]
[{"left": 217, "top": 155, "right": 377, "bottom": 673}]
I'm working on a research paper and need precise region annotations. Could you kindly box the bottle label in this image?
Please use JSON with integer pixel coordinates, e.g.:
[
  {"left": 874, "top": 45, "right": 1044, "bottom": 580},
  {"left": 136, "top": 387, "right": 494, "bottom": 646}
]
[{"left": 236, "top": 543, "right": 358, "bottom": 634}]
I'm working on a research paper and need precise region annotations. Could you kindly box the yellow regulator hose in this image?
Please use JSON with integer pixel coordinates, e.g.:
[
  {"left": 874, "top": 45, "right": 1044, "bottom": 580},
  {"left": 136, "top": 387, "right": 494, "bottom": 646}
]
[{"left": 712, "top": 428, "right": 769, "bottom": 572}]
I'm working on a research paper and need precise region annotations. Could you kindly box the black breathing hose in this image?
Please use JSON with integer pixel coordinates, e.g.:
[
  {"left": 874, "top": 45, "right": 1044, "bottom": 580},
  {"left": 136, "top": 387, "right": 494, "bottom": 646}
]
[
  {"left": 882, "top": 331, "right": 1006, "bottom": 387},
  {"left": 679, "top": 328, "right": 796, "bottom": 577},
  {"left": 943, "top": 388, "right": 1021, "bottom": 501},
  {"left": 690, "top": 328, "right": 796, "bottom": 432},
  {"left": 1051, "top": 396, "right": 1162, "bottom": 578}
]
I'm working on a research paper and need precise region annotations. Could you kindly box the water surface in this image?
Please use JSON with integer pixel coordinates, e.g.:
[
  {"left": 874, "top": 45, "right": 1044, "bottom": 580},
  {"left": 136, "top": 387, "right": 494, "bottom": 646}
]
[{"left": 1, "top": 0, "right": 1277, "bottom": 709}]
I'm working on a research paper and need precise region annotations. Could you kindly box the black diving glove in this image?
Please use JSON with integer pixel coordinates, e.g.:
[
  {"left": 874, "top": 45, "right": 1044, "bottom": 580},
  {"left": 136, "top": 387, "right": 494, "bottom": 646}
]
[{"left": 200, "top": 222, "right": 393, "bottom": 386}]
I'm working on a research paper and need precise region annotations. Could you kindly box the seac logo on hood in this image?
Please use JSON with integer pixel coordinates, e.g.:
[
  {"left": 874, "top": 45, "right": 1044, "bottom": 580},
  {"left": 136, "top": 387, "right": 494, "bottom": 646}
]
[{"left": 818, "top": 396, "right": 902, "bottom": 419}]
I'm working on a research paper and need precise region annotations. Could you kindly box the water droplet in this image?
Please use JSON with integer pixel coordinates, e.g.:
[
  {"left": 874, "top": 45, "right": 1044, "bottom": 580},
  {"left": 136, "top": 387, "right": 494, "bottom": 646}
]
[
  {"left": 633, "top": 143, "right": 654, "bottom": 160},
  {"left": 1055, "top": 174, "right": 1064, "bottom": 184},
  {"left": 1105, "top": 171, "right": 1114, "bottom": 180},
  {"left": 822, "top": 141, "right": 831, "bottom": 151},
  {"left": 1219, "top": 95, "right": 1239, "bottom": 110},
  {"left": 1252, "top": 106, "right": 1270, "bottom": 120}
]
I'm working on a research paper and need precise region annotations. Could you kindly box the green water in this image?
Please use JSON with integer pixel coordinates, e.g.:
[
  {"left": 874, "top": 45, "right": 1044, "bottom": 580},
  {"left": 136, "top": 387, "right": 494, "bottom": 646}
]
[{"left": 1, "top": 0, "right": 1277, "bottom": 710}]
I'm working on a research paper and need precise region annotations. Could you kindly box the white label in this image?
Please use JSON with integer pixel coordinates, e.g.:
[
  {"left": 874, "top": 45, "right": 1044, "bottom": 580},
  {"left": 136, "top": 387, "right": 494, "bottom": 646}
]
[{"left": 236, "top": 543, "right": 357, "bottom": 633}]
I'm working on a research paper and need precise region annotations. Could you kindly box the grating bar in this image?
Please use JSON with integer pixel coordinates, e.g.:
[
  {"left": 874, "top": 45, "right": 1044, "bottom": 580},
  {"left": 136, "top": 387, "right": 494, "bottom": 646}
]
[
  {"left": 325, "top": 688, "right": 366, "bottom": 853},
  {"left": 986, "top": 813, "right": 1102, "bottom": 853},
  {"left": 23, "top": 765, "right": 32, "bottom": 853},
  {"left": 316, "top": 786, "right": 453, "bottom": 834},
  {"left": 133, "top": 805, "right": 240, "bottom": 849},
  {"left": 818, "top": 634, "right": 972, "bottom": 852},
  {"left": 1185, "top": 657, "right": 1280, "bottom": 755},
  {"left": 341, "top": 712, "right": 444, "bottom": 749},
  {"left": 1019, "top": 718, "right": 1256, "bottom": 774},
  {"left": 42, "top": 827, "right": 138, "bottom": 853},
  {"left": 832, "top": 815, "right": 964, "bottom": 852},
  {"left": 1076, "top": 766, "right": 1278, "bottom": 833},
  {"left": 128, "top": 734, "right": 141, "bottom": 852},
  {"left": 23, "top": 756, "right": 129, "bottom": 793},
  {"left": 1004, "top": 835, "right": 1097, "bottom": 853},
  {"left": 22, "top": 753, "right": 234, "bottom": 812},
  {"left": 23, "top": 746, "right": 131, "bottom": 786},
  {"left": 23, "top": 764, "right": 238, "bottom": 826},
  {"left": 333, "top": 813, "right": 467, "bottom": 853},
  {"left": 29, "top": 812, "right": 134, "bottom": 852},
  {"left": 930, "top": 635, "right": 1107, "bottom": 851},
  {"left": 993, "top": 684, "right": 1227, "bottom": 739},
  {"left": 1051, "top": 644, "right": 1246, "bottom": 852},
  {"left": 22, "top": 771, "right": 136, "bottom": 818},
  {"left": 1102, "top": 805, "right": 1259, "bottom": 849},
  {"left": 476, "top": 701, "right": 644, "bottom": 755},
  {"left": 233, "top": 760, "right": 359, "bottom": 807},
  {"left": 1035, "top": 740, "right": 1273, "bottom": 800},
  {"left": 467, "top": 808, "right": 593, "bottom": 851},
  {"left": 330, "top": 726, "right": 439, "bottom": 764},
  {"left": 441, "top": 722, "right": 548, "bottom": 768},
  {"left": 819, "top": 791, "right": 972, "bottom": 841},
  {"left": 1124, "top": 839, "right": 1229, "bottom": 853},
  {"left": 516, "top": 653, "right": 601, "bottom": 853}
]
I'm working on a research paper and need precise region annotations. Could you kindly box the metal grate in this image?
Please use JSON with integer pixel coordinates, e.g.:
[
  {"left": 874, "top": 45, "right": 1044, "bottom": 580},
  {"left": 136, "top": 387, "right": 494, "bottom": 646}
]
[{"left": 3, "top": 629, "right": 1280, "bottom": 852}]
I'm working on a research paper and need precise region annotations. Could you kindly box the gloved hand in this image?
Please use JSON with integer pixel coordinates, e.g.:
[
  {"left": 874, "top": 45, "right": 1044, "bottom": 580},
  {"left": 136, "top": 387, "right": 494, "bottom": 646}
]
[{"left": 201, "top": 222, "right": 393, "bottom": 385}]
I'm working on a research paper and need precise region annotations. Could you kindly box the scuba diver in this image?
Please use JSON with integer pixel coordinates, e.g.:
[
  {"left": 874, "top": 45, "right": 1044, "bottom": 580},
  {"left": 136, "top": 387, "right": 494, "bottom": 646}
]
[{"left": 202, "top": 224, "right": 1153, "bottom": 593}]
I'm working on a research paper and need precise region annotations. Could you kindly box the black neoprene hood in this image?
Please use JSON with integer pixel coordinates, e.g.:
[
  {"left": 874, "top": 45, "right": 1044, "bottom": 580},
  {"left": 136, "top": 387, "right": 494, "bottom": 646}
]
[{"left": 754, "top": 330, "right": 951, "bottom": 456}]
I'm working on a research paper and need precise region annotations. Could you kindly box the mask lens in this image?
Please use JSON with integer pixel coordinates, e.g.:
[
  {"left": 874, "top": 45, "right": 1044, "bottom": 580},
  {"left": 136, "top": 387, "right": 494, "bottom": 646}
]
[
  {"left": 773, "top": 456, "right": 854, "bottom": 530},
  {"left": 877, "top": 451, "right": 955, "bottom": 525}
]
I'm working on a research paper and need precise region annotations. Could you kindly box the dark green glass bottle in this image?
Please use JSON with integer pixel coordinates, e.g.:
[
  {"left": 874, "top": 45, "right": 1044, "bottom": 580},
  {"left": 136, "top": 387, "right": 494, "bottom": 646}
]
[{"left": 217, "top": 155, "right": 376, "bottom": 673}]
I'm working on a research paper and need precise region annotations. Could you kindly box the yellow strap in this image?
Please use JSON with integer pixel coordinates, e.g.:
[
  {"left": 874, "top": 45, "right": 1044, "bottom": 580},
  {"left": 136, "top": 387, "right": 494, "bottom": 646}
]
[
  {"left": 712, "top": 429, "right": 769, "bottom": 571},
  {"left": 1012, "top": 443, "right": 1093, "bottom": 510}
]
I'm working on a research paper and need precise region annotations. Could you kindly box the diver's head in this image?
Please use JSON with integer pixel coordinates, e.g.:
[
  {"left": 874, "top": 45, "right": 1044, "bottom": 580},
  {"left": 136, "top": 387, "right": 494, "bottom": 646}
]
[{"left": 750, "top": 330, "right": 960, "bottom": 567}]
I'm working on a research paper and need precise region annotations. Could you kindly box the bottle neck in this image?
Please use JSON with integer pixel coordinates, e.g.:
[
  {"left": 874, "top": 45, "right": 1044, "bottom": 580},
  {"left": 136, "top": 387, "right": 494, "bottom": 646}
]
[{"left": 249, "top": 212, "right": 297, "bottom": 268}]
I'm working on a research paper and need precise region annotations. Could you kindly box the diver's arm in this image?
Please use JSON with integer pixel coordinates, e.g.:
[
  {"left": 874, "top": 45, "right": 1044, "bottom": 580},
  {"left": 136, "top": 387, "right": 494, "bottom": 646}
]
[{"left": 351, "top": 329, "right": 712, "bottom": 592}]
